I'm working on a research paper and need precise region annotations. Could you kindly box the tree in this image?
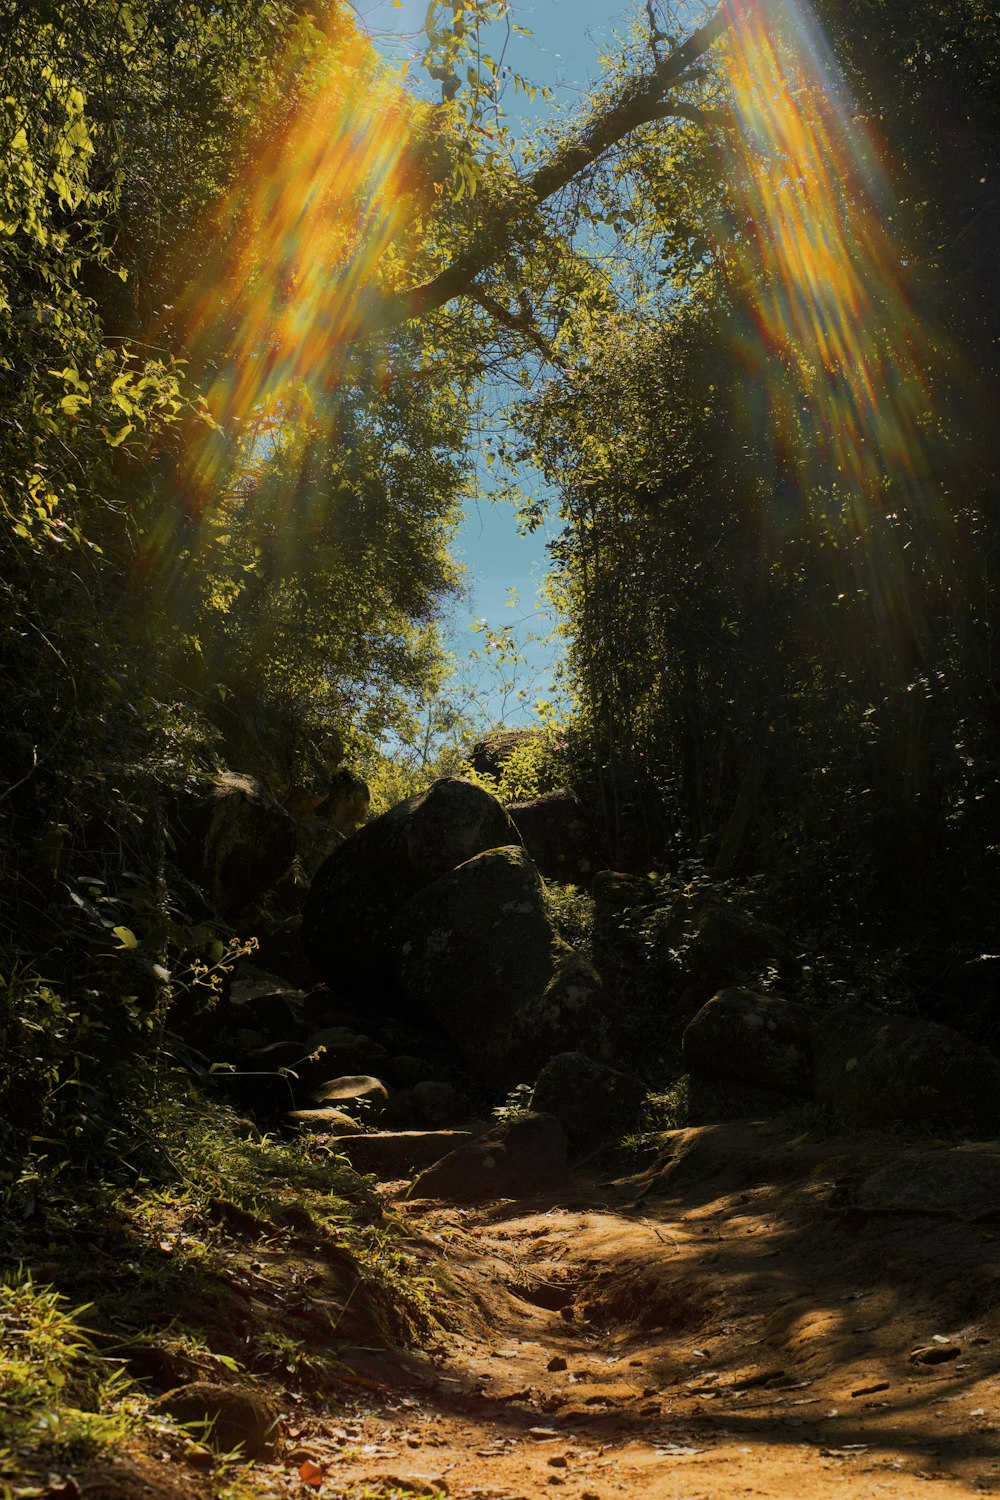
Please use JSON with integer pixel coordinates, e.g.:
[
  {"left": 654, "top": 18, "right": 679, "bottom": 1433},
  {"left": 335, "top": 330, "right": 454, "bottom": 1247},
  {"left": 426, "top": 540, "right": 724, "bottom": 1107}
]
[{"left": 517, "top": 0, "right": 1000, "bottom": 989}]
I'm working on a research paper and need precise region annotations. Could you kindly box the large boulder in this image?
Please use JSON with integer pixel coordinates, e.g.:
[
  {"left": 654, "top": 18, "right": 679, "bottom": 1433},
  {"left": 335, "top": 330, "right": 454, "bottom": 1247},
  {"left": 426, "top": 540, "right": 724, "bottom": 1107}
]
[
  {"left": 396, "top": 845, "right": 612, "bottom": 1088},
  {"left": 682, "top": 989, "right": 814, "bottom": 1095},
  {"left": 327, "top": 1129, "right": 477, "bottom": 1178},
  {"left": 409, "top": 1112, "right": 567, "bottom": 1200},
  {"left": 678, "top": 898, "right": 793, "bottom": 991},
  {"left": 169, "top": 772, "right": 296, "bottom": 918},
  {"left": 813, "top": 1005, "right": 1000, "bottom": 1134},
  {"left": 530, "top": 1052, "right": 646, "bottom": 1151},
  {"left": 302, "top": 777, "right": 519, "bottom": 989},
  {"left": 468, "top": 728, "right": 543, "bottom": 781},
  {"left": 210, "top": 688, "right": 343, "bottom": 818},
  {"left": 508, "top": 789, "right": 605, "bottom": 886}
]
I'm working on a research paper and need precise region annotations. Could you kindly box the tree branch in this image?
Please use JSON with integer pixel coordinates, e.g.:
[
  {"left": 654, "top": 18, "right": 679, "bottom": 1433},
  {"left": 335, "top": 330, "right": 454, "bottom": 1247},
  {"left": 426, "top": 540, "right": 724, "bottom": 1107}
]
[
  {"left": 470, "top": 287, "right": 567, "bottom": 368},
  {"left": 373, "top": 0, "right": 737, "bottom": 333}
]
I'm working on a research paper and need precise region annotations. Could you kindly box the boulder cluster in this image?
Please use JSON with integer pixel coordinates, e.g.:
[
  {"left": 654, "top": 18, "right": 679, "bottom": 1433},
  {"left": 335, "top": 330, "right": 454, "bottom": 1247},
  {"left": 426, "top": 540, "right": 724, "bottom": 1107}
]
[
  {"left": 172, "top": 772, "right": 1000, "bottom": 1202},
  {"left": 302, "top": 777, "right": 616, "bottom": 1089}
]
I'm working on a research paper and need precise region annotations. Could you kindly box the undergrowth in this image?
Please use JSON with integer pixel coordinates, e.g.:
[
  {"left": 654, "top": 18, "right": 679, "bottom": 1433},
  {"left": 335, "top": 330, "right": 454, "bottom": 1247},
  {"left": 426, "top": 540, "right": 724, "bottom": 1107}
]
[
  {"left": 0, "top": 1273, "right": 134, "bottom": 1484},
  {"left": 0, "top": 1085, "right": 440, "bottom": 1497}
]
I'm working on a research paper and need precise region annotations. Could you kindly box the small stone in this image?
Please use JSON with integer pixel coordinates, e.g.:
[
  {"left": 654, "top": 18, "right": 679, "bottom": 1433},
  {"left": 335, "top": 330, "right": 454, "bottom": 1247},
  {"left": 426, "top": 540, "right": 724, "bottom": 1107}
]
[
  {"left": 547, "top": 1454, "right": 568, "bottom": 1468},
  {"left": 151, "top": 1381, "right": 280, "bottom": 1458},
  {"left": 910, "top": 1342, "right": 961, "bottom": 1365},
  {"left": 283, "top": 1107, "right": 363, "bottom": 1135},
  {"left": 183, "top": 1445, "right": 214, "bottom": 1471},
  {"left": 309, "top": 1074, "right": 389, "bottom": 1117},
  {"left": 547, "top": 1356, "right": 568, "bottom": 1372}
]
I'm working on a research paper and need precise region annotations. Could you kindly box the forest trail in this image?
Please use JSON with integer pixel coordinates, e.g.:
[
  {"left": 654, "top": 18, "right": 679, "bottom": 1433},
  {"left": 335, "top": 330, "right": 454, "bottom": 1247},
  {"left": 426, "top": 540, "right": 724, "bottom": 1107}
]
[{"left": 251, "top": 1118, "right": 1000, "bottom": 1499}]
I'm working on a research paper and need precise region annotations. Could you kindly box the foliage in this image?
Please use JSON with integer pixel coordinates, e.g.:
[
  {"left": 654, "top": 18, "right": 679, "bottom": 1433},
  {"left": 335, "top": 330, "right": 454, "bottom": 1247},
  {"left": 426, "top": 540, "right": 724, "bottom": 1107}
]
[
  {"left": 0, "top": 0, "right": 485, "bottom": 1182},
  {"left": 0, "top": 1273, "right": 133, "bottom": 1479},
  {"left": 543, "top": 881, "right": 595, "bottom": 958},
  {"left": 517, "top": 0, "right": 1000, "bottom": 996}
]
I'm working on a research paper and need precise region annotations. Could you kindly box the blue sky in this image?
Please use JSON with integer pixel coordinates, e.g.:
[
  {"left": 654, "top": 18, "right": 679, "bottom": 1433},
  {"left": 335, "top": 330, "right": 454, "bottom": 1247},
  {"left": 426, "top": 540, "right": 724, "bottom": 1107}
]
[{"left": 357, "top": 0, "right": 638, "bottom": 726}]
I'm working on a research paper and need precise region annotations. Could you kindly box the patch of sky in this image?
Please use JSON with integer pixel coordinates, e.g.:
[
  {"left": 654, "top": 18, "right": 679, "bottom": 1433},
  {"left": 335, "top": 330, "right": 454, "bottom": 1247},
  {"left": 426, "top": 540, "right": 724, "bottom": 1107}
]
[{"left": 356, "top": 0, "right": 640, "bottom": 727}]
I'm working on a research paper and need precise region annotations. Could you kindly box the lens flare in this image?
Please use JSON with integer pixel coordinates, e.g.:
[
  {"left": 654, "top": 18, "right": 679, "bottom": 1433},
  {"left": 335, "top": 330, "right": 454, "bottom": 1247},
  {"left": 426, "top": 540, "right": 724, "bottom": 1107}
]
[
  {"left": 170, "top": 7, "right": 432, "bottom": 507},
  {"left": 722, "top": 0, "right": 943, "bottom": 528}
]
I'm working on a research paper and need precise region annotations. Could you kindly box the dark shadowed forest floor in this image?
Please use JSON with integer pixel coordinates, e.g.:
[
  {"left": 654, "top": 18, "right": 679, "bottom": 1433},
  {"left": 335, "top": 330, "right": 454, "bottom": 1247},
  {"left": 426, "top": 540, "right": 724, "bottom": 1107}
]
[{"left": 241, "top": 1117, "right": 1000, "bottom": 1500}]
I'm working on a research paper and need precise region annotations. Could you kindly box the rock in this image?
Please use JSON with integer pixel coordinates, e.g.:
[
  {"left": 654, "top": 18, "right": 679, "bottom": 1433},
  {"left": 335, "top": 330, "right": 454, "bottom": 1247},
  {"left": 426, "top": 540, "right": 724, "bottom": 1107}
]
[
  {"left": 410, "top": 1112, "right": 568, "bottom": 1201},
  {"left": 506, "top": 952, "right": 613, "bottom": 1081},
  {"left": 151, "top": 1381, "right": 280, "bottom": 1458},
  {"left": 680, "top": 899, "right": 793, "bottom": 991},
  {"left": 681, "top": 989, "right": 814, "bottom": 1094},
  {"left": 852, "top": 1142, "right": 1000, "bottom": 1220},
  {"left": 300, "top": 1030, "right": 388, "bottom": 1088},
  {"left": 303, "top": 777, "right": 519, "bottom": 989},
  {"left": 508, "top": 789, "right": 605, "bottom": 885},
  {"left": 530, "top": 1052, "right": 646, "bottom": 1150},
  {"left": 813, "top": 1005, "right": 1000, "bottom": 1133},
  {"left": 310, "top": 1073, "right": 390, "bottom": 1118},
  {"left": 396, "top": 845, "right": 612, "bottom": 1088},
  {"left": 283, "top": 1107, "right": 364, "bottom": 1134},
  {"left": 296, "top": 818, "right": 346, "bottom": 881},
  {"left": 323, "top": 767, "right": 371, "bottom": 836},
  {"left": 326, "top": 1130, "right": 475, "bottom": 1177},
  {"left": 169, "top": 772, "right": 297, "bottom": 918},
  {"left": 245, "top": 1039, "right": 307, "bottom": 1073},
  {"left": 469, "top": 727, "right": 543, "bottom": 781},
  {"left": 592, "top": 870, "right": 657, "bottom": 929},
  {"left": 409, "top": 1079, "right": 468, "bottom": 1126},
  {"left": 227, "top": 972, "right": 308, "bottom": 1039},
  {"left": 385, "top": 1055, "right": 441, "bottom": 1089}
]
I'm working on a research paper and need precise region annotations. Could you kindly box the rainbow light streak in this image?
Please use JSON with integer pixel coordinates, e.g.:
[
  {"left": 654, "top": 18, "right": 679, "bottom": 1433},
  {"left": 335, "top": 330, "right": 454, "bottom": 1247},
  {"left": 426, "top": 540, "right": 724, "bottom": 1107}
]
[
  {"left": 175, "top": 9, "right": 430, "bottom": 505},
  {"left": 722, "top": 0, "right": 938, "bottom": 522}
]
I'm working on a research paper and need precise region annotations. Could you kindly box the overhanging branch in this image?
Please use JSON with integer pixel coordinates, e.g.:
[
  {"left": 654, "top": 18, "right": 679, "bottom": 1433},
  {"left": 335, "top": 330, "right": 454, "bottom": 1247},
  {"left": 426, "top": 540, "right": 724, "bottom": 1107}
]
[{"left": 373, "top": 0, "right": 737, "bottom": 334}]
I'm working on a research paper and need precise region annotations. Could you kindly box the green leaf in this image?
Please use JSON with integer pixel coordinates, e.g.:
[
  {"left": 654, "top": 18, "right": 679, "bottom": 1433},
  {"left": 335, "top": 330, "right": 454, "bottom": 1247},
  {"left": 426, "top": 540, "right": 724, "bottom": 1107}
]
[{"left": 112, "top": 925, "right": 138, "bottom": 949}]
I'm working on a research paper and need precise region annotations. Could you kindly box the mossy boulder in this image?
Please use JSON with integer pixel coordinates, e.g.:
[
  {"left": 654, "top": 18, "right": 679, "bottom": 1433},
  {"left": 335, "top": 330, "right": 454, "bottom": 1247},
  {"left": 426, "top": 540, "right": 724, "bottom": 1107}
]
[
  {"left": 302, "top": 777, "right": 518, "bottom": 990},
  {"left": 410, "top": 1112, "right": 567, "bottom": 1201},
  {"left": 530, "top": 1052, "right": 646, "bottom": 1151},
  {"left": 682, "top": 989, "right": 814, "bottom": 1094},
  {"left": 813, "top": 1005, "right": 1000, "bottom": 1133},
  {"left": 169, "top": 772, "right": 297, "bottom": 918},
  {"left": 508, "top": 788, "right": 605, "bottom": 885},
  {"left": 396, "top": 845, "right": 611, "bottom": 1088}
]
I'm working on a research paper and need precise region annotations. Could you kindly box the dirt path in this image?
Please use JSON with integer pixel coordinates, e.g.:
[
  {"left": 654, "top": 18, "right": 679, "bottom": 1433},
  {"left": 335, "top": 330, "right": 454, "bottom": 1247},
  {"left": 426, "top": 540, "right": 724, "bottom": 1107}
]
[{"left": 260, "top": 1119, "right": 1000, "bottom": 1499}]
